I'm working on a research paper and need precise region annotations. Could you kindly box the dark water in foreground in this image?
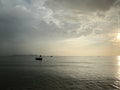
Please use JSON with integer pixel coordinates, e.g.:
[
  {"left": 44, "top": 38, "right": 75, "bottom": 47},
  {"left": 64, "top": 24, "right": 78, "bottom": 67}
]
[{"left": 0, "top": 56, "right": 120, "bottom": 90}]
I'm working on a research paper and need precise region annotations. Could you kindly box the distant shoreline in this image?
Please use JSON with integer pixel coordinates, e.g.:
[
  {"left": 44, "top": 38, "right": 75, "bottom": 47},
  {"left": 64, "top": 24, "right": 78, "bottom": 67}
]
[{"left": 0, "top": 55, "right": 118, "bottom": 57}]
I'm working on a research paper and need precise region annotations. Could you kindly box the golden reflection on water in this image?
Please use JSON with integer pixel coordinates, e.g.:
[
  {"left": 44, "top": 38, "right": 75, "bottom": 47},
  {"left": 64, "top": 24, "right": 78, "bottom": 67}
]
[
  {"left": 112, "top": 56, "right": 120, "bottom": 89},
  {"left": 118, "top": 56, "right": 120, "bottom": 66},
  {"left": 117, "top": 56, "right": 120, "bottom": 77}
]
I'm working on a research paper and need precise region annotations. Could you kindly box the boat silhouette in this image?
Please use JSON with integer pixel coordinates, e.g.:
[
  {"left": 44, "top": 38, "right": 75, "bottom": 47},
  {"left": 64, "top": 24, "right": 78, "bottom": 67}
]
[{"left": 35, "top": 55, "right": 42, "bottom": 60}]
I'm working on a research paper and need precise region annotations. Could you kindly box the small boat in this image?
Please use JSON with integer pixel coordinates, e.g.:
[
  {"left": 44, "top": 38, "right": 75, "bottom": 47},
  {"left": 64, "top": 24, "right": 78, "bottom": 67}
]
[
  {"left": 36, "top": 57, "right": 42, "bottom": 60},
  {"left": 35, "top": 55, "right": 42, "bottom": 60}
]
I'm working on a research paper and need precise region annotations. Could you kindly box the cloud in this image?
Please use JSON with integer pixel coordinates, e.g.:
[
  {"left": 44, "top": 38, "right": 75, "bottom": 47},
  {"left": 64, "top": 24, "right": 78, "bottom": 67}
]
[
  {"left": 0, "top": 0, "right": 119, "bottom": 55},
  {"left": 44, "top": 0, "right": 120, "bottom": 37},
  {"left": 45, "top": 0, "right": 116, "bottom": 11},
  {"left": 1, "top": 0, "right": 118, "bottom": 41},
  {"left": 114, "top": 0, "right": 120, "bottom": 6},
  {"left": 0, "top": 0, "right": 69, "bottom": 55}
]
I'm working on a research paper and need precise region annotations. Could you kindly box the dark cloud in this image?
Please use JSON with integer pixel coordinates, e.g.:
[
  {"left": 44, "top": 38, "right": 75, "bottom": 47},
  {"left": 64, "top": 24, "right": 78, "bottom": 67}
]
[
  {"left": 114, "top": 0, "right": 120, "bottom": 6},
  {"left": 0, "top": 0, "right": 65, "bottom": 55},
  {"left": 25, "top": 0, "right": 32, "bottom": 4},
  {"left": 45, "top": 0, "right": 116, "bottom": 12}
]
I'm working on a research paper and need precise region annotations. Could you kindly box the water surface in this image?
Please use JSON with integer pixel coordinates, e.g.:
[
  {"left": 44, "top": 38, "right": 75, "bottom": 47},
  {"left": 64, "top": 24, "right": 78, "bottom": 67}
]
[{"left": 0, "top": 56, "right": 120, "bottom": 90}]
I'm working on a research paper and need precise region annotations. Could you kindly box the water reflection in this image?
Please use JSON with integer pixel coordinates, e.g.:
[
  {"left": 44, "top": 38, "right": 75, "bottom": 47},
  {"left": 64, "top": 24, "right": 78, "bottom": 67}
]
[
  {"left": 117, "top": 56, "right": 120, "bottom": 66},
  {"left": 117, "top": 56, "right": 120, "bottom": 79},
  {"left": 1, "top": 56, "right": 120, "bottom": 90},
  {"left": 112, "top": 56, "right": 120, "bottom": 89}
]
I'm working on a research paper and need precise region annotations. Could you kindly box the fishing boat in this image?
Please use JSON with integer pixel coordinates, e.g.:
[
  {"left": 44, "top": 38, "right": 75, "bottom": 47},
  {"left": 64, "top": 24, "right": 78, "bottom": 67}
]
[
  {"left": 35, "top": 55, "right": 42, "bottom": 60},
  {"left": 36, "top": 57, "right": 42, "bottom": 60}
]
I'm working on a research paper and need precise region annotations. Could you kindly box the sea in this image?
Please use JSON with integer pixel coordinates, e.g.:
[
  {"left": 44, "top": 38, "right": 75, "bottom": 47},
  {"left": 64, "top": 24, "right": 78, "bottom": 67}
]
[{"left": 0, "top": 56, "right": 120, "bottom": 90}]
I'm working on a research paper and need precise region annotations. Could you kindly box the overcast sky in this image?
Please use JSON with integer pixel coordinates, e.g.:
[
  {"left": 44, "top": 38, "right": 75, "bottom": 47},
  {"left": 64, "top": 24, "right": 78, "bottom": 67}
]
[{"left": 0, "top": 0, "right": 120, "bottom": 56}]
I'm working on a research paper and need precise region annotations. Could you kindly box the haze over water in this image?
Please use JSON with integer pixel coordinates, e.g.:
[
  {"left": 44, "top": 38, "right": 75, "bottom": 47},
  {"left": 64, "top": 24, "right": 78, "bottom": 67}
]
[
  {"left": 0, "top": 56, "right": 120, "bottom": 90},
  {"left": 0, "top": 0, "right": 120, "bottom": 89}
]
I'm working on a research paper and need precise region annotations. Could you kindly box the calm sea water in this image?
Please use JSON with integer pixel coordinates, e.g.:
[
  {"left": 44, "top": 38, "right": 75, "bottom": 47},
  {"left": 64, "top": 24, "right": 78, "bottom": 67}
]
[{"left": 0, "top": 56, "right": 120, "bottom": 90}]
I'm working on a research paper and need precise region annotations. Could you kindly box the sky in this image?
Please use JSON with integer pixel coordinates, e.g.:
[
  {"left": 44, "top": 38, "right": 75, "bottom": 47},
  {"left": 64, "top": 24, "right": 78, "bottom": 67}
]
[{"left": 0, "top": 0, "right": 120, "bottom": 56}]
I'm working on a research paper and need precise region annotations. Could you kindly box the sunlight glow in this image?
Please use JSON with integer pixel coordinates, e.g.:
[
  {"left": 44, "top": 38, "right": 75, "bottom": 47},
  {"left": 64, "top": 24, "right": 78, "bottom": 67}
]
[{"left": 117, "top": 33, "right": 120, "bottom": 40}]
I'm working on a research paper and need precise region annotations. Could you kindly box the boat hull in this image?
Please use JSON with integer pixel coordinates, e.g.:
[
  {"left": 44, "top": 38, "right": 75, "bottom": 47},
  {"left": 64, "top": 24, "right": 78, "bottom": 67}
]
[{"left": 36, "top": 58, "right": 42, "bottom": 60}]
